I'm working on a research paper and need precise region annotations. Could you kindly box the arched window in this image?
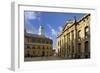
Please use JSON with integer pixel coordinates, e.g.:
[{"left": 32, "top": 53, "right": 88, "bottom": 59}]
[
  {"left": 85, "top": 26, "right": 89, "bottom": 38},
  {"left": 78, "top": 30, "right": 81, "bottom": 39}
]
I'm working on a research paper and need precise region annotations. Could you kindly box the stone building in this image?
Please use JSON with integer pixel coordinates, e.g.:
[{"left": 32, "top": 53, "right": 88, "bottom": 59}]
[
  {"left": 24, "top": 25, "right": 53, "bottom": 58},
  {"left": 57, "top": 14, "right": 90, "bottom": 59}
]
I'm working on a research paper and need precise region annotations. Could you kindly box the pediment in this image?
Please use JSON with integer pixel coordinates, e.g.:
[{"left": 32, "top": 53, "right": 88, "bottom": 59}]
[{"left": 63, "top": 21, "right": 74, "bottom": 31}]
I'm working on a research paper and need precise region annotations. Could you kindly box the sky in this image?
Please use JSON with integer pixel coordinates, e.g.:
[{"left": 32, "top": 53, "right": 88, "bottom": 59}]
[{"left": 24, "top": 11, "right": 86, "bottom": 49}]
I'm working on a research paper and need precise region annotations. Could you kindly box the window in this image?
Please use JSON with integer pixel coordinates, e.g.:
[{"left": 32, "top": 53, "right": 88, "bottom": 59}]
[
  {"left": 78, "top": 30, "right": 81, "bottom": 39},
  {"left": 27, "top": 45, "right": 30, "bottom": 49},
  {"left": 71, "top": 30, "right": 74, "bottom": 40},
  {"left": 64, "top": 36, "right": 66, "bottom": 48},
  {"left": 47, "top": 47, "right": 48, "bottom": 49},
  {"left": 38, "top": 46, "right": 40, "bottom": 49},
  {"left": 85, "top": 41, "right": 89, "bottom": 53},
  {"left": 41, "top": 39, "right": 43, "bottom": 43},
  {"left": 60, "top": 40, "right": 61, "bottom": 47},
  {"left": 32, "top": 46, "right": 35, "bottom": 49},
  {"left": 28, "top": 38, "right": 32, "bottom": 43},
  {"left": 43, "top": 46, "right": 45, "bottom": 49},
  {"left": 67, "top": 33, "right": 70, "bottom": 44},
  {"left": 38, "top": 39, "right": 40, "bottom": 43},
  {"left": 45, "top": 40, "right": 47, "bottom": 44},
  {"left": 87, "top": 17, "right": 88, "bottom": 20},
  {"left": 33, "top": 51, "right": 35, "bottom": 55},
  {"left": 78, "top": 43, "right": 81, "bottom": 54},
  {"left": 37, "top": 39, "right": 39, "bottom": 43},
  {"left": 42, "top": 39, "right": 45, "bottom": 43},
  {"left": 62, "top": 39, "right": 63, "bottom": 46},
  {"left": 35, "top": 46, "right": 37, "bottom": 49},
  {"left": 46, "top": 41, "right": 49, "bottom": 44},
  {"left": 67, "top": 33, "right": 70, "bottom": 50},
  {"left": 58, "top": 41, "right": 59, "bottom": 46},
  {"left": 49, "top": 41, "right": 51, "bottom": 44},
  {"left": 83, "top": 19, "right": 85, "bottom": 22},
  {"left": 85, "top": 26, "right": 89, "bottom": 38},
  {"left": 85, "top": 41, "right": 89, "bottom": 58},
  {"left": 27, "top": 38, "right": 29, "bottom": 43},
  {"left": 32, "top": 38, "right": 35, "bottom": 43},
  {"left": 67, "top": 33, "right": 70, "bottom": 52},
  {"left": 35, "top": 39, "right": 39, "bottom": 43},
  {"left": 77, "top": 43, "right": 81, "bottom": 58},
  {"left": 71, "top": 31, "right": 74, "bottom": 54},
  {"left": 27, "top": 51, "right": 30, "bottom": 57}
]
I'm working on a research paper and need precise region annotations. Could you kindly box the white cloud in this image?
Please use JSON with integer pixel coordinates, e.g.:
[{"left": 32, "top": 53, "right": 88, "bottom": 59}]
[
  {"left": 24, "top": 11, "right": 40, "bottom": 34},
  {"left": 25, "top": 12, "right": 38, "bottom": 20},
  {"left": 47, "top": 24, "right": 57, "bottom": 36},
  {"left": 45, "top": 34, "right": 52, "bottom": 39},
  {"left": 25, "top": 21, "right": 37, "bottom": 34},
  {"left": 58, "top": 26, "right": 63, "bottom": 32},
  {"left": 47, "top": 24, "right": 52, "bottom": 29},
  {"left": 51, "top": 29, "right": 57, "bottom": 36},
  {"left": 56, "top": 26, "right": 63, "bottom": 36}
]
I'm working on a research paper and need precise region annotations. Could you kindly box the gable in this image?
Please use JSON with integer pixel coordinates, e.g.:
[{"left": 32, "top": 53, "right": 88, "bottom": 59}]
[{"left": 63, "top": 21, "right": 74, "bottom": 31}]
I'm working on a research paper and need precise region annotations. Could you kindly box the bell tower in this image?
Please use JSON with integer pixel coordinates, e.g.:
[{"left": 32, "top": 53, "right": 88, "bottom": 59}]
[{"left": 39, "top": 24, "right": 45, "bottom": 36}]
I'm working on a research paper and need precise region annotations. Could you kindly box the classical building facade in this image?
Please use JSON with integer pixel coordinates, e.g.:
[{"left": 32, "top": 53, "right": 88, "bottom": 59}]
[
  {"left": 24, "top": 25, "right": 53, "bottom": 58},
  {"left": 57, "top": 14, "right": 90, "bottom": 59}
]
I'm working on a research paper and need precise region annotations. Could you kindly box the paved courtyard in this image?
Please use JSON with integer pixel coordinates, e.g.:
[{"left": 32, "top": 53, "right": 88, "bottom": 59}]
[{"left": 24, "top": 56, "right": 65, "bottom": 61}]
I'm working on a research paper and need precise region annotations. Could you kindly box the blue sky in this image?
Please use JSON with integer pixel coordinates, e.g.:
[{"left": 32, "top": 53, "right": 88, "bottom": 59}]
[{"left": 24, "top": 11, "right": 86, "bottom": 49}]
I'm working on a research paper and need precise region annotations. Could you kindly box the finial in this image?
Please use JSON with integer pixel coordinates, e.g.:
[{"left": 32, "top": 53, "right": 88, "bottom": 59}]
[{"left": 74, "top": 16, "right": 77, "bottom": 23}]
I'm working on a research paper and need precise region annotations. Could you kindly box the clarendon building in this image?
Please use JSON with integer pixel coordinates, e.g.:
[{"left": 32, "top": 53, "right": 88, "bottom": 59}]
[
  {"left": 24, "top": 25, "right": 53, "bottom": 58},
  {"left": 57, "top": 14, "right": 90, "bottom": 59}
]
